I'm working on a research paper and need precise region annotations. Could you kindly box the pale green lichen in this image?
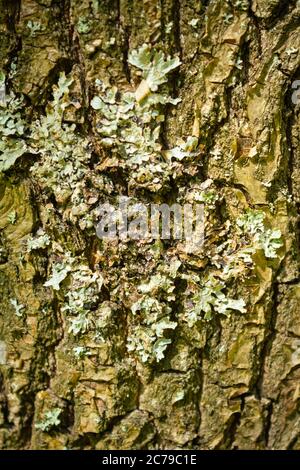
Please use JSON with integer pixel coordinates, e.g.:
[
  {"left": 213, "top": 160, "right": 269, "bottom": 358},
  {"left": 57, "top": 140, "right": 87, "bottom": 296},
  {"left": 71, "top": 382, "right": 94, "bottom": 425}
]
[
  {"left": 91, "top": 45, "right": 183, "bottom": 191},
  {"left": 164, "top": 136, "right": 198, "bottom": 161},
  {"left": 30, "top": 73, "right": 91, "bottom": 203},
  {"left": 128, "top": 43, "right": 181, "bottom": 92},
  {"left": 26, "top": 20, "right": 44, "bottom": 35},
  {"left": 257, "top": 229, "right": 283, "bottom": 259},
  {"left": 44, "top": 258, "right": 74, "bottom": 291},
  {"left": 76, "top": 17, "right": 91, "bottom": 34},
  {"left": 73, "top": 346, "right": 91, "bottom": 358},
  {"left": 0, "top": 71, "right": 91, "bottom": 206},
  {"left": 62, "top": 263, "right": 103, "bottom": 336},
  {"left": 237, "top": 209, "right": 265, "bottom": 235},
  {"left": 7, "top": 211, "right": 17, "bottom": 224},
  {"left": 63, "top": 266, "right": 103, "bottom": 309},
  {"left": 182, "top": 274, "right": 246, "bottom": 326},
  {"left": 233, "top": 0, "right": 249, "bottom": 11},
  {"left": 223, "top": 13, "right": 234, "bottom": 25},
  {"left": 68, "top": 313, "right": 90, "bottom": 336},
  {"left": 237, "top": 209, "right": 283, "bottom": 259},
  {"left": 35, "top": 408, "right": 62, "bottom": 432},
  {"left": 10, "top": 298, "right": 25, "bottom": 317},
  {"left": 188, "top": 18, "right": 199, "bottom": 28},
  {"left": 0, "top": 139, "right": 26, "bottom": 172},
  {"left": 127, "top": 262, "right": 179, "bottom": 362},
  {"left": 0, "top": 85, "right": 27, "bottom": 172},
  {"left": 27, "top": 229, "right": 51, "bottom": 252}
]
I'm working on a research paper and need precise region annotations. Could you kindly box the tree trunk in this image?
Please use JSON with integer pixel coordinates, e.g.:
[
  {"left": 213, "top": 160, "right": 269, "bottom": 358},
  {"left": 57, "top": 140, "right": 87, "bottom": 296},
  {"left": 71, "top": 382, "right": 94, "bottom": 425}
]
[{"left": 0, "top": 0, "right": 300, "bottom": 450}]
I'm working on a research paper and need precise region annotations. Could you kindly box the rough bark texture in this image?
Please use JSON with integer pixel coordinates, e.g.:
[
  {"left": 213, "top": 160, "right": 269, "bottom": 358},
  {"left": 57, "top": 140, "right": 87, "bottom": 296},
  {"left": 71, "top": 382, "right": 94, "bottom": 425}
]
[{"left": 0, "top": 0, "right": 300, "bottom": 450}]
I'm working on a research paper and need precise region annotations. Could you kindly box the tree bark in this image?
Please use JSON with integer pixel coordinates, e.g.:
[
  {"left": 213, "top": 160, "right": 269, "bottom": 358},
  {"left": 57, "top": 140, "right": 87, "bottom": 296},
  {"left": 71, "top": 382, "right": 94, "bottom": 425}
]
[{"left": 0, "top": 0, "right": 300, "bottom": 450}]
